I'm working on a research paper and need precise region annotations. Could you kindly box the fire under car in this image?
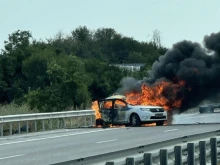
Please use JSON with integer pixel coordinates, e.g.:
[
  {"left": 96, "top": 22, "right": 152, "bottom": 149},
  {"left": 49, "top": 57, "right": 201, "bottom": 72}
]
[{"left": 96, "top": 95, "right": 167, "bottom": 127}]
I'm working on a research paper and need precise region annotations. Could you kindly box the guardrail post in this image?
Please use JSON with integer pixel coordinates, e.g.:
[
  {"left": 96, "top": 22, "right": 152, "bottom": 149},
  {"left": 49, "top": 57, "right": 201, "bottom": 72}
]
[
  {"left": 42, "top": 120, "right": 45, "bottom": 131},
  {"left": 187, "top": 143, "right": 195, "bottom": 165},
  {"left": 144, "top": 153, "right": 152, "bottom": 165},
  {"left": 84, "top": 116, "right": 87, "bottom": 126},
  {"left": 90, "top": 116, "right": 93, "bottom": 126},
  {"left": 210, "top": 138, "right": 217, "bottom": 165},
  {"left": 77, "top": 117, "right": 80, "bottom": 128},
  {"left": 160, "top": 149, "right": 168, "bottom": 165},
  {"left": 34, "top": 121, "right": 37, "bottom": 132},
  {"left": 10, "top": 122, "right": 12, "bottom": 135},
  {"left": 64, "top": 118, "right": 66, "bottom": 128},
  {"left": 199, "top": 141, "right": 206, "bottom": 165},
  {"left": 70, "top": 118, "right": 72, "bottom": 128},
  {"left": 26, "top": 121, "right": 29, "bottom": 133},
  {"left": 0, "top": 124, "right": 3, "bottom": 136},
  {"left": 50, "top": 119, "right": 52, "bottom": 130},
  {"left": 18, "top": 122, "right": 21, "bottom": 134},
  {"left": 126, "top": 158, "right": 134, "bottom": 165},
  {"left": 174, "top": 146, "right": 182, "bottom": 165},
  {"left": 57, "top": 119, "right": 60, "bottom": 129}
]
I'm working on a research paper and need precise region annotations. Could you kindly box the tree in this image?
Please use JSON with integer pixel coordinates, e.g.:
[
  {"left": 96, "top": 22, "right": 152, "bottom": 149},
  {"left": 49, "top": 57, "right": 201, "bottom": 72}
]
[
  {"left": 0, "top": 30, "right": 32, "bottom": 103},
  {"left": 0, "top": 27, "right": 168, "bottom": 112},
  {"left": 71, "top": 26, "right": 92, "bottom": 43},
  {"left": 126, "top": 52, "right": 145, "bottom": 63},
  {"left": 22, "top": 48, "right": 53, "bottom": 90},
  {"left": 25, "top": 55, "right": 92, "bottom": 112},
  {"left": 152, "top": 29, "right": 162, "bottom": 48}
]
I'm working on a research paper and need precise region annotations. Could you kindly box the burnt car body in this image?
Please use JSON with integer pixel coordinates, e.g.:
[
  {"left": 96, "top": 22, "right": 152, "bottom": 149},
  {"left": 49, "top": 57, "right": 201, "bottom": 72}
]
[{"left": 96, "top": 95, "right": 167, "bottom": 126}]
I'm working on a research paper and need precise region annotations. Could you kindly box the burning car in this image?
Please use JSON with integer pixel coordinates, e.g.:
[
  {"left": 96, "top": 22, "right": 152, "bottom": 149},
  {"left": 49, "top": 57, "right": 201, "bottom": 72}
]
[{"left": 96, "top": 95, "right": 167, "bottom": 126}]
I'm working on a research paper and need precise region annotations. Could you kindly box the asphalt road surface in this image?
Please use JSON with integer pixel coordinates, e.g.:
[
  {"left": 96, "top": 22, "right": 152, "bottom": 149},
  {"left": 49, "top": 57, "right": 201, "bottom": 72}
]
[{"left": 0, "top": 123, "right": 220, "bottom": 165}]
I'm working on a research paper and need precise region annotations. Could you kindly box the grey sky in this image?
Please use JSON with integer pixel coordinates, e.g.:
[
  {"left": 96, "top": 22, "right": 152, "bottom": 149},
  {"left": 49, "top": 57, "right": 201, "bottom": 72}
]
[{"left": 0, "top": 0, "right": 219, "bottom": 50}]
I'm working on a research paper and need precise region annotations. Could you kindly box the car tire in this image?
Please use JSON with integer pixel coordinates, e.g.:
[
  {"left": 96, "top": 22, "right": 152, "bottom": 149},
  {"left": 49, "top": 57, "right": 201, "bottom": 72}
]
[
  {"left": 156, "top": 121, "right": 164, "bottom": 126},
  {"left": 130, "top": 114, "right": 141, "bottom": 126}
]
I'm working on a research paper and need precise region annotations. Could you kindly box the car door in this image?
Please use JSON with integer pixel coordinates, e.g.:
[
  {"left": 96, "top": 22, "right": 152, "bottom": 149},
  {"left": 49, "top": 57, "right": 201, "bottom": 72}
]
[
  {"left": 98, "top": 100, "right": 113, "bottom": 123},
  {"left": 113, "top": 99, "right": 128, "bottom": 123}
]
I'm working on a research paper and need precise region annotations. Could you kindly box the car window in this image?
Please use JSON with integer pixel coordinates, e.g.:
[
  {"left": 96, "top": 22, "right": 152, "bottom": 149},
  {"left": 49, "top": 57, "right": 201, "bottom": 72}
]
[
  {"left": 102, "top": 100, "right": 113, "bottom": 110},
  {"left": 114, "top": 100, "right": 127, "bottom": 109}
]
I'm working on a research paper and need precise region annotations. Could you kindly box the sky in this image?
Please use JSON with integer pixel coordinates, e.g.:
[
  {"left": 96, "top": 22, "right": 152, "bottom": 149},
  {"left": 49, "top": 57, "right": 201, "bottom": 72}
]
[{"left": 0, "top": 0, "right": 219, "bottom": 50}]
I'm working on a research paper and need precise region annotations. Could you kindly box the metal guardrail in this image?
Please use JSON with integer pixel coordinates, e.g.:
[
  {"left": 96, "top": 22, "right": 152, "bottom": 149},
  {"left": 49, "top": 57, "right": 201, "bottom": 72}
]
[
  {"left": 52, "top": 130, "right": 220, "bottom": 165},
  {"left": 104, "top": 138, "right": 220, "bottom": 165},
  {"left": 0, "top": 110, "right": 95, "bottom": 136}
]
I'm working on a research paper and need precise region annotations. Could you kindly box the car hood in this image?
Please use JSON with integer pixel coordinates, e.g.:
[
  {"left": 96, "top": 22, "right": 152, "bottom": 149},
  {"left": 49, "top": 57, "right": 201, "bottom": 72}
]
[{"left": 128, "top": 105, "right": 162, "bottom": 109}]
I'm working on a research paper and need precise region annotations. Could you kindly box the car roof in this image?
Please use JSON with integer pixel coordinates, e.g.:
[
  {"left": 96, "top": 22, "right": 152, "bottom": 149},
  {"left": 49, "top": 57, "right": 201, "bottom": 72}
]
[
  {"left": 105, "top": 95, "right": 126, "bottom": 100},
  {"left": 98, "top": 95, "right": 127, "bottom": 102}
]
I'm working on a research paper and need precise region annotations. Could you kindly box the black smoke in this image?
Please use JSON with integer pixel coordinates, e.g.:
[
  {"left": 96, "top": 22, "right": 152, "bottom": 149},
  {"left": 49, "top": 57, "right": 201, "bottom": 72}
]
[{"left": 117, "top": 32, "right": 220, "bottom": 111}]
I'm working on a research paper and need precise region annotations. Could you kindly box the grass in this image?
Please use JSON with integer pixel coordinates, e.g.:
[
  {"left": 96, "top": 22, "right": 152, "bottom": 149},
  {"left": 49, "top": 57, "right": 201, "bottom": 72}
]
[{"left": 0, "top": 102, "right": 38, "bottom": 116}]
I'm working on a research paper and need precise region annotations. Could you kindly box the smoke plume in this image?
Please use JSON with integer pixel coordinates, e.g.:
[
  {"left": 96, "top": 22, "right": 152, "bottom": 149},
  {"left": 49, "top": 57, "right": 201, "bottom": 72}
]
[{"left": 117, "top": 32, "right": 220, "bottom": 111}]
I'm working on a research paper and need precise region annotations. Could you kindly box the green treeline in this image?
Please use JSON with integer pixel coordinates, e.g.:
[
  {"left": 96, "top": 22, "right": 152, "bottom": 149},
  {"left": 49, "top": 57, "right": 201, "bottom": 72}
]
[{"left": 0, "top": 26, "right": 167, "bottom": 113}]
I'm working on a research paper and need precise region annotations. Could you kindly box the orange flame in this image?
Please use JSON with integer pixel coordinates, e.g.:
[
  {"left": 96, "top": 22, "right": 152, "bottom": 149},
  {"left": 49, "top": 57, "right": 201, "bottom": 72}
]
[
  {"left": 126, "top": 81, "right": 185, "bottom": 110},
  {"left": 142, "top": 121, "right": 168, "bottom": 127},
  {"left": 142, "top": 123, "right": 156, "bottom": 126},
  {"left": 91, "top": 101, "right": 101, "bottom": 119}
]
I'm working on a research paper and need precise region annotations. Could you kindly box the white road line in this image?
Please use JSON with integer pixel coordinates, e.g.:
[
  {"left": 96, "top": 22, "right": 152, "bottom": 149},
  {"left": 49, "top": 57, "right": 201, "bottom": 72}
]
[
  {"left": 0, "top": 154, "right": 25, "bottom": 160},
  {"left": 96, "top": 139, "right": 118, "bottom": 144},
  {"left": 0, "top": 128, "right": 123, "bottom": 146},
  {"left": 163, "top": 129, "right": 179, "bottom": 133}
]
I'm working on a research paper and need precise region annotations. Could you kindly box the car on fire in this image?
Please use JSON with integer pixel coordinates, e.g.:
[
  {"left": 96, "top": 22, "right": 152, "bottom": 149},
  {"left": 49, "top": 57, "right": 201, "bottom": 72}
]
[{"left": 96, "top": 95, "right": 167, "bottom": 126}]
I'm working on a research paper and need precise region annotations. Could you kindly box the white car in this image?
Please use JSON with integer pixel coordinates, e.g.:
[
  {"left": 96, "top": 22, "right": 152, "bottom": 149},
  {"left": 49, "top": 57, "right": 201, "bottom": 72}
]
[{"left": 96, "top": 95, "right": 167, "bottom": 126}]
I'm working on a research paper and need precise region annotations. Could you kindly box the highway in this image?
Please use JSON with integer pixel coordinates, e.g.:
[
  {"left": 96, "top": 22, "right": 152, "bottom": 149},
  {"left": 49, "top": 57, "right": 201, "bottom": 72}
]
[{"left": 0, "top": 122, "right": 220, "bottom": 165}]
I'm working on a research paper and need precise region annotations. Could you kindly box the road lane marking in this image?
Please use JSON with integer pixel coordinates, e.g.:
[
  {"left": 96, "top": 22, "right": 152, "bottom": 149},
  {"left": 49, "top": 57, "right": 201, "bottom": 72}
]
[
  {"left": 0, "top": 128, "right": 124, "bottom": 146},
  {"left": 96, "top": 139, "right": 118, "bottom": 144},
  {"left": 0, "top": 154, "right": 25, "bottom": 160},
  {"left": 163, "top": 129, "right": 179, "bottom": 133}
]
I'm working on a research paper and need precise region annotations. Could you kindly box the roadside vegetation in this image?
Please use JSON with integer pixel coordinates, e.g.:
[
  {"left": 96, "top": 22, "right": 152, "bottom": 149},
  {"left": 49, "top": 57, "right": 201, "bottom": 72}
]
[
  {"left": 0, "top": 26, "right": 167, "bottom": 115},
  {"left": 0, "top": 103, "right": 38, "bottom": 116}
]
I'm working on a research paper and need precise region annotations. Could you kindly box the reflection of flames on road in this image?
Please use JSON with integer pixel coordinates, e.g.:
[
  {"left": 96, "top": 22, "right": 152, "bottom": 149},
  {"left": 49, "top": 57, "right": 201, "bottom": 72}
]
[
  {"left": 142, "top": 121, "right": 168, "bottom": 126},
  {"left": 92, "top": 80, "right": 186, "bottom": 122},
  {"left": 142, "top": 123, "right": 156, "bottom": 126}
]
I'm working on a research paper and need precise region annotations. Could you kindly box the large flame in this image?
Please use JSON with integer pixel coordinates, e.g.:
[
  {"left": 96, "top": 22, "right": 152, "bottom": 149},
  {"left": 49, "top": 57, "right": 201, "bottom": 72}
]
[
  {"left": 126, "top": 80, "right": 185, "bottom": 110},
  {"left": 92, "top": 80, "right": 186, "bottom": 119},
  {"left": 91, "top": 101, "right": 101, "bottom": 119}
]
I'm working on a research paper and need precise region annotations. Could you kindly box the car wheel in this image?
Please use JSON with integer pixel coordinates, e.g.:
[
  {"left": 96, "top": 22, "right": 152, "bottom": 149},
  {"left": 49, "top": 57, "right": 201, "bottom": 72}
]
[
  {"left": 130, "top": 114, "right": 141, "bottom": 126},
  {"left": 156, "top": 121, "right": 164, "bottom": 126}
]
